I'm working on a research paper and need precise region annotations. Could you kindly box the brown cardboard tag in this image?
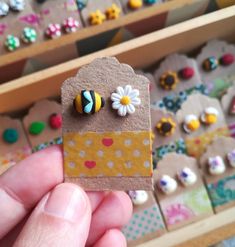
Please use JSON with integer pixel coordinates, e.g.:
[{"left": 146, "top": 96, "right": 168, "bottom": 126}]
[{"left": 61, "top": 57, "right": 153, "bottom": 190}]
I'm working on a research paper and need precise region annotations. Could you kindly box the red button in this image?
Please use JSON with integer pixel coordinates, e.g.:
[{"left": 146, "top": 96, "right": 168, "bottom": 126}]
[
  {"left": 49, "top": 113, "right": 62, "bottom": 129},
  {"left": 179, "top": 67, "right": 194, "bottom": 80},
  {"left": 220, "top": 53, "right": 234, "bottom": 66}
]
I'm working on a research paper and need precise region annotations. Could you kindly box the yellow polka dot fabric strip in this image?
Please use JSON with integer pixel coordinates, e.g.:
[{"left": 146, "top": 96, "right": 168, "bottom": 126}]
[
  {"left": 64, "top": 131, "right": 152, "bottom": 177},
  {"left": 185, "top": 127, "right": 230, "bottom": 159}
]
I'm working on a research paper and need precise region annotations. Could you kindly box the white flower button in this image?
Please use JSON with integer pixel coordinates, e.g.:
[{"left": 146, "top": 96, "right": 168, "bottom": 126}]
[
  {"left": 111, "top": 85, "right": 141, "bottom": 117},
  {"left": 158, "top": 175, "right": 177, "bottom": 194},
  {"left": 208, "top": 156, "right": 226, "bottom": 175},
  {"left": 128, "top": 190, "right": 148, "bottom": 205},
  {"left": 227, "top": 149, "right": 235, "bottom": 168},
  {"left": 178, "top": 167, "right": 197, "bottom": 186}
]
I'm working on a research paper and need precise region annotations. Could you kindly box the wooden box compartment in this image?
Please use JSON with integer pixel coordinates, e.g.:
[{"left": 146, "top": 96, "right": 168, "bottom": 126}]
[
  {"left": 1, "top": 5, "right": 235, "bottom": 247},
  {"left": 1, "top": 6, "right": 235, "bottom": 114},
  {"left": 0, "top": 0, "right": 232, "bottom": 83}
]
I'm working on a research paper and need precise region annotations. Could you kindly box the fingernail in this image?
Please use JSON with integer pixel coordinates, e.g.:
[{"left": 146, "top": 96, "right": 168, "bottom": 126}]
[{"left": 44, "top": 184, "right": 87, "bottom": 222}]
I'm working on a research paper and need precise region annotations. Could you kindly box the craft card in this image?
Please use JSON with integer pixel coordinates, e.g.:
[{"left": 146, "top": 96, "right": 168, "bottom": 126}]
[
  {"left": 61, "top": 57, "right": 153, "bottom": 190},
  {"left": 176, "top": 94, "right": 228, "bottom": 159},
  {"left": 23, "top": 99, "right": 62, "bottom": 152},
  {"left": 221, "top": 85, "right": 235, "bottom": 137},
  {"left": 120, "top": 0, "right": 162, "bottom": 14},
  {"left": 196, "top": 40, "right": 235, "bottom": 98},
  {"left": 176, "top": 94, "right": 227, "bottom": 138},
  {"left": 0, "top": 2, "right": 42, "bottom": 55},
  {"left": 199, "top": 137, "right": 235, "bottom": 213},
  {"left": 81, "top": 0, "right": 123, "bottom": 26},
  {"left": 122, "top": 191, "right": 166, "bottom": 246},
  {"left": 154, "top": 153, "right": 213, "bottom": 231},
  {"left": 31, "top": 0, "right": 83, "bottom": 38},
  {"left": 151, "top": 108, "right": 186, "bottom": 167},
  {"left": 152, "top": 54, "right": 207, "bottom": 113},
  {"left": 0, "top": 116, "right": 31, "bottom": 174}
]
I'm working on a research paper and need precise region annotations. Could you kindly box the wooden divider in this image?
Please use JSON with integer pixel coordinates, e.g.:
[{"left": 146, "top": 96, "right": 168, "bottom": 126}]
[
  {"left": 1, "top": 6, "right": 235, "bottom": 113},
  {"left": 0, "top": 0, "right": 199, "bottom": 67}
]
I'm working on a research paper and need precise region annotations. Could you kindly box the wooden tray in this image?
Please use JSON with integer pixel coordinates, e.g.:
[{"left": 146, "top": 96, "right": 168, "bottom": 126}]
[
  {"left": 0, "top": 0, "right": 206, "bottom": 68},
  {"left": 1, "top": 5, "right": 235, "bottom": 114},
  {"left": 1, "top": 6, "right": 235, "bottom": 246}
]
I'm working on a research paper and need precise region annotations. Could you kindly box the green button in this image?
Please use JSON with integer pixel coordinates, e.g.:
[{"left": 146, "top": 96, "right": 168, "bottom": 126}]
[
  {"left": 29, "top": 122, "right": 45, "bottom": 135},
  {"left": 3, "top": 128, "right": 19, "bottom": 144}
]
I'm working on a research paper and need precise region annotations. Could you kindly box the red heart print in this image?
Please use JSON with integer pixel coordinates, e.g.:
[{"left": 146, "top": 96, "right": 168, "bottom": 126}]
[
  {"left": 102, "top": 138, "right": 113, "bottom": 147},
  {"left": 84, "top": 161, "right": 96, "bottom": 169}
]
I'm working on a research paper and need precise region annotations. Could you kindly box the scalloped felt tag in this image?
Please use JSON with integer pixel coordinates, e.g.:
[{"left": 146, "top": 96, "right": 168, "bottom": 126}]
[{"left": 61, "top": 57, "right": 153, "bottom": 190}]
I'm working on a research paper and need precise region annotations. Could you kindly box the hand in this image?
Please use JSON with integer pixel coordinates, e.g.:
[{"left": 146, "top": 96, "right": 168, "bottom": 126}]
[{"left": 0, "top": 146, "right": 132, "bottom": 247}]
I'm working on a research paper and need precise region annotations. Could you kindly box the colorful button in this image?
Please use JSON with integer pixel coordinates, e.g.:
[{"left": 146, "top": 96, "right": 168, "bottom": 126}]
[
  {"left": 89, "top": 10, "right": 106, "bottom": 25},
  {"left": 144, "top": 0, "right": 157, "bottom": 4},
  {"left": 220, "top": 53, "right": 234, "bottom": 66},
  {"left": 159, "top": 71, "right": 179, "bottom": 90},
  {"left": 208, "top": 156, "right": 226, "bottom": 175},
  {"left": 227, "top": 149, "right": 235, "bottom": 168},
  {"left": 63, "top": 17, "right": 80, "bottom": 33},
  {"left": 200, "top": 107, "right": 219, "bottom": 125},
  {"left": 158, "top": 175, "right": 177, "bottom": 194},
  {"left": 29, "top": 122, "right": 45, "bottom": 135},
  {"left": 111, "top": 85, "right": 141, "bottom": 117},
  {"left": 2, "top": 128, "right": 19, "bottom": 144},
  {"left": 74, "top": 90, "right": 105, "bottom": 114},
  {"left": 5, "top": 35, "right": 20, "bottom": 51},
  {"left": 128, "top": 190, "right": 148, "bottom": 205},
  {"left": 0, "top": 1, "right": 9, "bottom": 16},
  {"left": 178, "top": 167, "right": 197, "bottom": 186},
  {"left": 76, "top": 0, "right": 87, "bottom": 10},
  {"left": 105, "top": 4, "right": 121, "bottom": 20},
  {"left": 128, "top": 0, "right": 143, "bottom": 9},
  {"left": 45, "top": 24, "right": 61, "bottom": 39},
  {"left": 22, "top": 27, "right": 37, "bottom": 44},
  {"left": 49, "top": 113, "right": 62, "bottom": 129},
  {"left": 183, "top": 114, "right": 200, "bottom": 133},
  {"left": 179, "top": 67, "right": 194, "bottom": 80},
  {"left": 156, "top": 118, "right": 176, "bottom": 136},
  {"left": 9, "top": 0, "right": 25, "bottom": 11},
  {"left": 202, "top": 56, "right": 218, "bottom": 71}
]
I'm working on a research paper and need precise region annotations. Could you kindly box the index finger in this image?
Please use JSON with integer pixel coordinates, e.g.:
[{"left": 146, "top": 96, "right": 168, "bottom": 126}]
[{"left": 0, "top": 145, "right": 63, "bottom": 239}]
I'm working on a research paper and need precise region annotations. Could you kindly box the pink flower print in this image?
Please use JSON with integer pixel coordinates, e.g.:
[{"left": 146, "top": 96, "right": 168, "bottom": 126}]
[
  {"left": 40, "top": 9, "right": 50, "bottom": 16},
  {"left": 19, "top": 14, "right": 40, "bottom": 25},
  {"left": 0, "top": 24, "right": 7, "bottom": 35},
  {"left": 164, "top": 204, "right": 194, "bottom": 225}
]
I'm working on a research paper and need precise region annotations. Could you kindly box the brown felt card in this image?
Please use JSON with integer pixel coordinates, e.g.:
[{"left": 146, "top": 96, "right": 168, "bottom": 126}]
[
  {"left": 0, "top": 2, "right": 43, "bottom": 55},
  {"left": 151, "top": 53, "right": 202, "bottom": 105},
  {"left": 31, "top": 0, "right": 83, "bottom": 38},
  {"left": 61, "top": 57, "right": 153, "bottom": 190},
  {"left": 196, "top": 40, "right": 235, "bottom": 85},
  {"left": 122, "top": 191, "right": 166, "bottom": 246},
  {"left": 221, "top": 85, "right": 235, "bottom": 126},
  {"left": 0, "top": 116, "right": 31, "bottom": 173},
  {"left": 176, "top": 94, "right": 227, "bottom": 139},
  {"left": 81, "top": 0, "right": 123, "bottom": 27},
  {"left": 151, "top": 108, "right": 182, "bottom": 149},
  {"left": 23, "top": 99, "right": 62, "bottom": 151},
  {"left": 153, "top": 153, "right": 213, "bottom": 231},
  {"left": 199, "top": 137, "right": 235, "bottom": 212}
]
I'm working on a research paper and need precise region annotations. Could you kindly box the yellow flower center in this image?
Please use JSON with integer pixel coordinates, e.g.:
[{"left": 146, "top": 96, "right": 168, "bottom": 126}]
[
  {"left": 205, "top": 114, "right": 217, "bottom": 124},
  {"left": 120, "top": 96, "right": 131, "bottom": 105},
  {"left": 188, "top": 120, "right": 200, "bottom": 131}
]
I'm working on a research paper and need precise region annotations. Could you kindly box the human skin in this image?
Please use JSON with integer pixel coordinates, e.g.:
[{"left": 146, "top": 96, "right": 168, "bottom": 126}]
[{"left": 0, "top": 146, "right": 133, "bottom": 247}]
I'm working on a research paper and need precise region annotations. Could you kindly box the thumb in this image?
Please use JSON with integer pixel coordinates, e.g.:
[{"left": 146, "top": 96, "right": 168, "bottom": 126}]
[{"left": 13, "top": 183, "right": 91, "bottom": 247}]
